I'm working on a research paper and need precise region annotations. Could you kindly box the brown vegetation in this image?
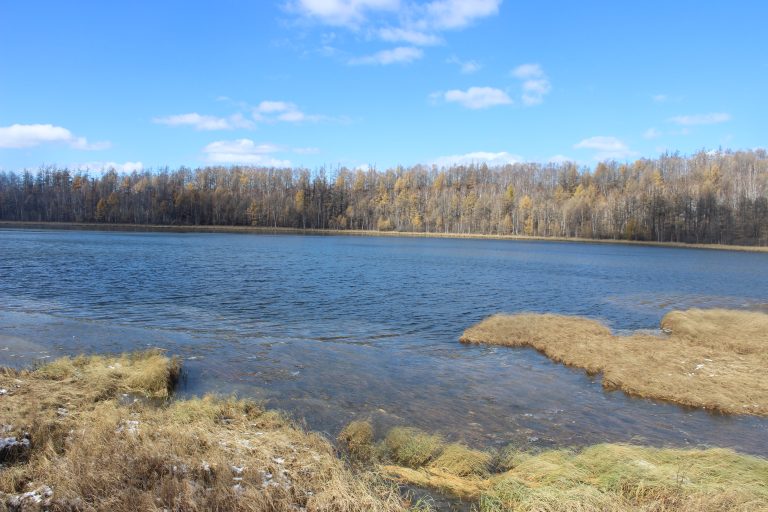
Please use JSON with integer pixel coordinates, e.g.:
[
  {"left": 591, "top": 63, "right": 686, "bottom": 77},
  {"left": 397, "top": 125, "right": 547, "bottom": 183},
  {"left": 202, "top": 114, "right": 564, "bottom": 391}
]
[
  {"left": 0, "top": 351, "right": 406, "bottom": 511},
  {"left": 460, "top": 308, "right": 768, "bottom": 415},
  {"left": 4, "top": 350, "right": 767, "bottom": 510}
]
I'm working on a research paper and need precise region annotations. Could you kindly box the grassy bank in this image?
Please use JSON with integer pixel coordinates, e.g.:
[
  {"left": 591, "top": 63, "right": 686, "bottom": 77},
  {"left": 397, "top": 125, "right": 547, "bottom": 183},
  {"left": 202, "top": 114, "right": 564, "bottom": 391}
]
[
  {"left": 3, "top": 351, "right": 768, "bottom": 510},
  {"left": 353, "top": 423, "right": 768, "bottom": 512},
  {"left": 2, "top": 221, "right": 768, "bottom": 253},
  {"left": 0, "top": 351, "right": 406, "bottom": 511},
  {"left": 460, "top": 308, "right": 768, "bottom": 416}
]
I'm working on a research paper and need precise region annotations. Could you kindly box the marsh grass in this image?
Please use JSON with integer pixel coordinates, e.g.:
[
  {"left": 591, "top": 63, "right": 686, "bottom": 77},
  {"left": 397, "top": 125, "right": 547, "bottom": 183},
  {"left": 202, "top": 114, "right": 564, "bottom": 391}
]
[
  {"left": 384, "top": 428, "right": 444, "bottom": 469},
  {"left": 0, "top": 352, "right": 406, "bottom": 511},
  {"left": 429, "top": 444, "right": 491, "bottom": 478},
  {"left": 460, "top": 308, "right": 768, "bottom": 415},
  {"left": 337, "top": 420, "right": 375, "bottom": 463},
  {"left": 375, "top": 427, "right": 768, "bottom": 512}
]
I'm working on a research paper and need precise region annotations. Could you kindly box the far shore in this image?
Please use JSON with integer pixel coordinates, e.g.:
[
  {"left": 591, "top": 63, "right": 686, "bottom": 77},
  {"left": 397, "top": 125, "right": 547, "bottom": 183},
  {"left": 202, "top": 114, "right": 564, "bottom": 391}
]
[{"left": 2, "top": 220, "right": 768, "bottom": 253}]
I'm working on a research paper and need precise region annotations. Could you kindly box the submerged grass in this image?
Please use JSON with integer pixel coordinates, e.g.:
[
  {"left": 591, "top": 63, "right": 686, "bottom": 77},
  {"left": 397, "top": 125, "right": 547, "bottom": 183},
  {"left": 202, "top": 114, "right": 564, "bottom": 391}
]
[
  {"left": 0, "top": 351, "right": 406, "bottom": 511},
  {"left": 459, "top": 308, "right": 768, "bottom": 415}
]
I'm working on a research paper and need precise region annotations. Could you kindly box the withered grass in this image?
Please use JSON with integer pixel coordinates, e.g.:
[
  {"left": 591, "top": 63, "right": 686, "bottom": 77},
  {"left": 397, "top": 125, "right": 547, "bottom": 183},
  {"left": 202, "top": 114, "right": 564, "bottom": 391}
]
[
  {"left": 0, "top": 351, "right": 405, "bottom": 511},
  {"left": 460, "top": 308, "right": 768, "bottom": 415}
]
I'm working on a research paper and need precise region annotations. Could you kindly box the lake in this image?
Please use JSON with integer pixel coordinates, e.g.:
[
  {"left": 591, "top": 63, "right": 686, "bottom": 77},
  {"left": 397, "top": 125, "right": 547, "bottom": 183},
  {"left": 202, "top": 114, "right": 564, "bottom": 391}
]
[{"left": 1, "top": 228, "right": 766, "bottom": 456}]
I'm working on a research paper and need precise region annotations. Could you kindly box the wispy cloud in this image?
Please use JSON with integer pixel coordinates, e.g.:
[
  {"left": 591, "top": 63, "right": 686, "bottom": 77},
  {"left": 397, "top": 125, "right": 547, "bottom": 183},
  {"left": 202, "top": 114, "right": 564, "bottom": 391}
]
[
  {"left": 73, "top": 161, "right": 144, "bottom": 173},
  {"left": 643, "top": 128, "right": 662, "bottom": 139},
  {"left": 288, "top": 0, "right": 400, "bottom": 28},
  {"left": 0, "top": 123, "right": 110, "bottom": 150},
  {"left": 511, "top": 63, "right": 551, "bottom": 106},
  {"left": 253, "top": 100, "right": 308, "bottom": 122},
  {"left": 441, "top": 86, "right": 512, "bottom": 109},
  {"left": 574, "top": 136, "right": 637, "bottom": 160},
  {"left": 652, "top": 94, "right": 668, "bottom": 103},
  {"left": 422, "top": 0, "right": 501, "bottom": 30},
  {"left": 432, "top": 150, "right": 522, "bottom": 167},
  {"left": 153, "top": 113, "right": 253, "bottom": 130},
  {"left": 378, "top": 27, "right": 442, "bottom": 45},
  {"left": 203, "top": 139, "right": 292, "bottom": 166},
  {"left": 348, "top": 46, "right": 423, "bottom": 65},
  {"left": 447, "top": 55, "right": 481, "bottom": 74},
  {"left": 289, "top": 0, "right": 502, "bottom": 66},
  {"left": 668, "top": 113, "right": 731, "bottom": 126}
]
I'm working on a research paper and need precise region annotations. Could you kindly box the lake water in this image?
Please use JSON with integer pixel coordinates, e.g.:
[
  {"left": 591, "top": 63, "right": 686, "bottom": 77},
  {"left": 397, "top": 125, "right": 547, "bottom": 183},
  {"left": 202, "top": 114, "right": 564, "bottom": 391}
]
[{"left": 1, "top": 228, "right": 767, "bottom": 456}]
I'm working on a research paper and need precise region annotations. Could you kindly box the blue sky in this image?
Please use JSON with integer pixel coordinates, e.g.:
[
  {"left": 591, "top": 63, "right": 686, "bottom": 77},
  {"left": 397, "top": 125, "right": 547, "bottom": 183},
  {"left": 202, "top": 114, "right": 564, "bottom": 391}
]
[{"left": 1, "top": 0, "right": 766, "bottom": 172}]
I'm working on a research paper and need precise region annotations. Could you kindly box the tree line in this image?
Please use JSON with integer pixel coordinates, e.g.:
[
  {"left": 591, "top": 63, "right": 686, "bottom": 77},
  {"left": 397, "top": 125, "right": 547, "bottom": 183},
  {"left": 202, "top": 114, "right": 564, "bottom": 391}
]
[{"left": 1, "top": 149, "right": 767, "bottom": 245}]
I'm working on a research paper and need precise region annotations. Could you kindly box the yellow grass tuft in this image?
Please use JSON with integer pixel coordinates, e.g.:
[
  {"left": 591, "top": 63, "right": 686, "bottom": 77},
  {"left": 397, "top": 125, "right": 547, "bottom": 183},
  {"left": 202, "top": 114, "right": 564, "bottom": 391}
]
[
  {"left": 460, "top": 308, "right": 768, "bottom": 415},
  {"left": 429, "top": 443, "right": 491, "bottom": 477},
  {"left": 338, "top": 420, "right": 375, "bottom": 463},
  {"left": 384, "top": 428, "right": 444, "bottom": 469}
]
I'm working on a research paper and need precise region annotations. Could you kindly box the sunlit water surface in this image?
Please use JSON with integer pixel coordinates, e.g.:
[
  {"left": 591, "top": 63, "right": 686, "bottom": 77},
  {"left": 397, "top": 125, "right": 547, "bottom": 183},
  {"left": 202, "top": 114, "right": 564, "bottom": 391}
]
[{"left": 1, "top": 229, "right": 766, "bottom": 455}]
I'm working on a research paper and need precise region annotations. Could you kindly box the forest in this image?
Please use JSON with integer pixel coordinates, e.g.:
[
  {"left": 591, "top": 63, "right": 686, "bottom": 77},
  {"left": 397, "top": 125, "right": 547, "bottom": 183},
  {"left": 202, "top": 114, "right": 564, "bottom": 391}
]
[{"left": 1, "top": 149, "right": 767, "bottom": 245}]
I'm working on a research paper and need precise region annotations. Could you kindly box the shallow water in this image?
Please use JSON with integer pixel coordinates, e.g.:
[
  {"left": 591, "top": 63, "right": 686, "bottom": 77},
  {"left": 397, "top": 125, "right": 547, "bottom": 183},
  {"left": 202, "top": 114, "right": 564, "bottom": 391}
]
[{"left": 1, "top": 228, "right": 767, "bottom": 455}]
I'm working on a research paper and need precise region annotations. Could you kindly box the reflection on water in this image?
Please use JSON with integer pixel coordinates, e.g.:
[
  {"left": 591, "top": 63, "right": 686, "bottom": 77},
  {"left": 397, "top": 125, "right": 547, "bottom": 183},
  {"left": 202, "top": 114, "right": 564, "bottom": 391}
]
[{"left": 1, "top": 229, "right": 767, "bottom": 456}]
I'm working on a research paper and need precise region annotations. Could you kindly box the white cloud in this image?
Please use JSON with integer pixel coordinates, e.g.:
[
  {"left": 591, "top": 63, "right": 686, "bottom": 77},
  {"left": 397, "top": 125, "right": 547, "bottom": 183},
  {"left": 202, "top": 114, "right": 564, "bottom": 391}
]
[
  {"left": 378, "top": 27, "right": 441, "bottom": 45},
  {"left": 447, "top": 55, "right": 480, "bottom": 74},
  {"left": 256, "top": 100, "right": 294, "bottom": 113},
  {"left": 511, "top": 63, "right": 551, "bottom": 106},
  {"left": 511, "top": 63, "right": 542, "bottom": 80},
  {"left": 153, "top": 112, "right": 253, "bottom": 130},
  {"left": 253, "top": 100, "right": 322, "bottom": 123},
  {"left": 349, "top": 46, "right": 423, "bottom": 64},
  {"left": 652, "top": 94, "right": 668, "bottom": 103},
  {"left": 290, "top": 0, "right": 501, "bottom": 52},
  {"left": 432, "top": 151, "right": 521, "bottom": 167},
  {"left": 289, "top": 0, "right": 400, "bottom": 27},
  {"left": 442, "top": 86, "right": 512, "bottom": 109},
  {"left": 424, "top": 0, "right": 501, "bottom": 30},
  {"left": 203, "top": 139, "right": 291, "bottom": 166},
  {"left": 643, "top": 128, "right": 662, "bottom": 139},
  {"left": 668, "top": 113, "right": 731, "bottom": 126},
  {"left": 0, "top": 123, "right": 110, "bottom": 150},
  {"left": 74, "top": 161, "right": 144, "bottom": 173},
  {"left": 574, "top": 136, "right": 637, "bottom": 160}
]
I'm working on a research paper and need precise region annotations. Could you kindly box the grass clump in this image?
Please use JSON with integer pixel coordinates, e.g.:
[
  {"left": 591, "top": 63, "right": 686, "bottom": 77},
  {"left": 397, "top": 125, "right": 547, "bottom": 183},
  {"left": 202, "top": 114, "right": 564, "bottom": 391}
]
[
  {"left": 338, "top": 419, "right": 375, "bottom": 462},
  {"left": 0, "top": 351, "right": 407, "bottom": 511},
  {"left": 460, "top": 308, "right": 768, "bottom": 415},
  {"left": 429, "top": 443, "right": 491, "bottom": 477},
  {"left": 478, "top": 443, "right": 768, "bottom": 512},
  {"left": 384, "top": 427, "right": 444, "bottom": 468}
]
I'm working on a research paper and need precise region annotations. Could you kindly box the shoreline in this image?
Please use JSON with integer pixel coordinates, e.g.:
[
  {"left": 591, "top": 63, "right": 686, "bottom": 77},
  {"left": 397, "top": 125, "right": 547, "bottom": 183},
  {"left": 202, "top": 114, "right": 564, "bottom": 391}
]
[
  {"left": 3, "top": 351, "right": 768, "bottom": 511},
  {"left": 2, "top": 220, "right": 768, "bottom": 253}
]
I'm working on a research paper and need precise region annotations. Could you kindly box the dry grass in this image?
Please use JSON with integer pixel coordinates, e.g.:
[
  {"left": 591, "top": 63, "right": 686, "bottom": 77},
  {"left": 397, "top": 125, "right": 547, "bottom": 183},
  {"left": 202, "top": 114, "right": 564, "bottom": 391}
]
[
  {"left": 479, "top": 443, "right": 768, "bottom": 512},
  {"left": 0, "top": 351, "right": 406, "bottom": 511},
  {"left": 337, "top": 420, "right": 375, "bottom": 463},
  {"left": 383, "top": 428, "right": 444, "bottom": 469},
  {"left": 373, "top": 424, "right": 768, "bottom": 511},
  {"left": 460, "top": 308, "right": 768, "bottom": 415},
  {"left": 429, "top": 444, "right": 491, "bottom": 478}
]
